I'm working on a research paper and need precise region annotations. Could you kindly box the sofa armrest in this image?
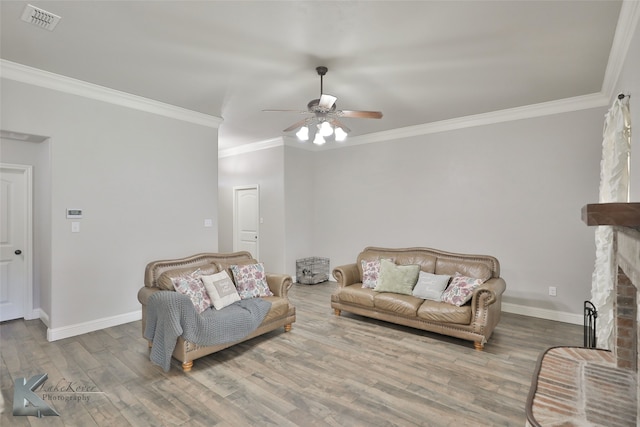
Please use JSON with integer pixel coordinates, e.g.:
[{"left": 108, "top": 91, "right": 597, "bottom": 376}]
[
  {"left": 469, "top": 277, "right": 506, "bottom": 338},
  {"left": 138, "top": 286, "right": 163, "bottom": 306},
  {"left": 332, "top": 263, "right": 360, "bottom": 288},
  {"left": 266, "top": 273, "right": 293, "bottom": 297},
  {"left": 472, "top": 277, "right": 506, "bottom": 305}
]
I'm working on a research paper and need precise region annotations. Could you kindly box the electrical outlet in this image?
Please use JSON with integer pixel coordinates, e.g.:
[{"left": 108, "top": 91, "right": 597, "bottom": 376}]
[{"left": 548, "top": 286, "right": 557, "bottom": 297}]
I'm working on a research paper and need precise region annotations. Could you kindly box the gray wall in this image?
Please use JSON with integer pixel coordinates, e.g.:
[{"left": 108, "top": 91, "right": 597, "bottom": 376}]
[
  {"left": 311, "top": 108, "right": 604, "bottom": 317},
  {"left": 1, "top": 78, "right": 219, "bottom": 336},
  {"left": 219, "top": 107, "right": 604, "bottom": 320},
  {"left": 284, "top": 146, "right": 314, "bottom": 275},
  {"left": 218, "top": 146, "right": 286, "bottom": 272},
  {"left": 218, "top": 145, "right": 316, "bottom": 277}
]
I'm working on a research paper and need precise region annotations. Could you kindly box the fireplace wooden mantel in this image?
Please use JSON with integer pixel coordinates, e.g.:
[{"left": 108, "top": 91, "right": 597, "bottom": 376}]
[{"left": 581, "top": 202, "right": 640, "bottom": 228}]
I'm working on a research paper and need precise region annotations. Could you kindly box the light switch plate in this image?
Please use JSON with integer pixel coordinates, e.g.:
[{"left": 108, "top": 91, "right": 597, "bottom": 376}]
[{"left": 71, "top": 222, "right": 80, "bottom": 233}]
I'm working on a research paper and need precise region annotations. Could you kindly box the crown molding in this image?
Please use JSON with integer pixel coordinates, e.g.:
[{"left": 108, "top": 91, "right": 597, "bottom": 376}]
[
  {"left": 0, "top": 59, "right": 222, "bottom": 128},
  {"left": 601, "top": 0, "right": 640, "bottom": 98},
  {"left": 228, "top": 92, "right": 609, "bottom": 155},
  {"left": 338, "top": 93, "right": 609, "bottom": 148},
  {"left": 218, "top": 137, "right": 284, "bottom": 158}
]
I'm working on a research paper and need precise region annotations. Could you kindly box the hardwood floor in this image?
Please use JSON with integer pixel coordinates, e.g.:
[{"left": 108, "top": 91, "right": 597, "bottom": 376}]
[{"left": 1, "top": 282, "right": 583, "bottom": 426}]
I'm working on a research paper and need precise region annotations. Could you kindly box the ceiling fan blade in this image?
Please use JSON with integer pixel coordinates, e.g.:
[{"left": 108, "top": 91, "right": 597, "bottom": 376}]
[
  {"left": 283, "top": 118, "right": 310, "bottom": 133},
  {"left": 318, "top": 94, "right": 337, "bottom": 109},
  {"left": 263, "top": 109, "right": 307, "bottom": 114},
  {"left": 330, "top": 119, "right": 351, "bottom": 133},
  {"left": 339, "top": 110, "right": 383, "bottom": 119}
]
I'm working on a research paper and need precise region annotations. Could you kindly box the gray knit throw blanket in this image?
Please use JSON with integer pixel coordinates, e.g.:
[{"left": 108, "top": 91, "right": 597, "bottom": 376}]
[{"left": 144, "top": 291, "right": 272, "bottom": 371}]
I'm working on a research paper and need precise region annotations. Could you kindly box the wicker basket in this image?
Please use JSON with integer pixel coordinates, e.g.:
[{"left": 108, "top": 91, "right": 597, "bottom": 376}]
[{"left": 296, "top": 257, "right": 330, "bottom": 284}]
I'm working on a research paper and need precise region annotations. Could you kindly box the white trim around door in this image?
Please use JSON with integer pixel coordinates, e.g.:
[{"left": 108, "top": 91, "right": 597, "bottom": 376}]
[{"left": 0, "top": 163, "right": 34, "bottom": 321}]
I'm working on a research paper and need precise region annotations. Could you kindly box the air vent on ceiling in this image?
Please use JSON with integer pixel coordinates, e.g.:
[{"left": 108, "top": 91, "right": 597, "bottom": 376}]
[{"left": 21, "top": 4, "right": 61, "bottom": 31}]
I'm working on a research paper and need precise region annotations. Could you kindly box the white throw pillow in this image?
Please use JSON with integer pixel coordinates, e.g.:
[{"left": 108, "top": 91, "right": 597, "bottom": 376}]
[
  {"left": 412, "top": 271, "right": 451, "bottom": 301},
  {"left": 201, "top": 271, "right": 241, "bottom": 310}
]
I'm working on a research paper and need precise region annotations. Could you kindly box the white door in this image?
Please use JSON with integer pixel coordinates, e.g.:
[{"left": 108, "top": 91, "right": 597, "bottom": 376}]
[
  {"left": 0, "top": 164, "right": 32, "bottom": 322},
  {"left": 233, "top": 185, "right": 259, "bottom": 260}
]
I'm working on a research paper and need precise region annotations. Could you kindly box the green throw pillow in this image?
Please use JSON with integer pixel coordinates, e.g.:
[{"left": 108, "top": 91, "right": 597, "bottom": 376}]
[{"left": 374, "top": 259, "right": 420, "bottom": 295}]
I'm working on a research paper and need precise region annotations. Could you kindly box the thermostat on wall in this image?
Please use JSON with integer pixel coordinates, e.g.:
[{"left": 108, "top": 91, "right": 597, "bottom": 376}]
[{"left": 66, "top": 209, "right": 83, "bottom": 219}]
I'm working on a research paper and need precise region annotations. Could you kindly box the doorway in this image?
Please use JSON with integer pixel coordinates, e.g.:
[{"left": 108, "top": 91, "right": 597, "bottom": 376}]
[
  {"left": 233, "top": 185, "right": 260, "bottom": 260},
  {"left": 0, "top": 164, "right": 33, "bottom": 322}
]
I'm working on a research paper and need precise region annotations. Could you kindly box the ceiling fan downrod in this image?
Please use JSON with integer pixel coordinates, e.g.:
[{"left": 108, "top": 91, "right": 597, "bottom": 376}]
[{"left": 316, "top": 66, "right": 328, "bottom": 96}]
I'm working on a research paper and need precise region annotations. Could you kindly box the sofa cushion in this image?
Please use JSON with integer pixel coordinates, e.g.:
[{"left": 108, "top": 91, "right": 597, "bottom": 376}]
[
  {"left": 157, "top": 264, "right": 218, "bottom": 291},
  {"left": 260, "top": 296, "right": 290, "bottom": 323},
  {"left": 394, "top": 253, "right": 437, "bottom": 273},
  {"left": 358, "top": 249, "right": 437, "bottom": 277},
  {"left": 417, "top": 299, "right": 472, "bottom": 324},
  {"left": 230, "top": 262, "right": 274, "bottom": 299},
  {"left": 434, "top": 259, "right": 492, "bottom": 282},
  {"left": 441, "top": 273, "right": 484, "bottom": 306},
  {"left": 412, "top": 272, "right": 451, "bottom": 301},
  {"left": 336, "top": 284, "right": 376, "bottom": 308},
  {"left": 374, "top": 259, "right": 420, "bottom": 295},
  {"left": 374, "top": 292, "right": 423, "bottom": 317},
  {"left": 171, "top": 270, "right": 212, "bottom": 314},
  {"left": 200, "top": 271, "right": 241, "bottom": 310}
]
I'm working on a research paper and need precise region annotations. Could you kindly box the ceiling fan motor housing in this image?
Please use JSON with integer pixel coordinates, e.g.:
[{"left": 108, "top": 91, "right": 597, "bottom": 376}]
[{"left": 308, "top": 99, "right": 336, "bottom": 114}]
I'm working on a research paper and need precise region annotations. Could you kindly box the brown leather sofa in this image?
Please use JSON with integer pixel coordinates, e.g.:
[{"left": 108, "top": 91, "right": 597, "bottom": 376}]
[
  {"left": 331, "top": 247, "right": 506, "bottom": 350},
  {"left": 138, "top": 252, "right": 296, "bottom": 371}
]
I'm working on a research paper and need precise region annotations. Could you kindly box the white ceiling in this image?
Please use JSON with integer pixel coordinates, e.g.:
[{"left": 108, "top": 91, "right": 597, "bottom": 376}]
[{"left": 0, "top": 1, "right": 624, "bottom": 150}]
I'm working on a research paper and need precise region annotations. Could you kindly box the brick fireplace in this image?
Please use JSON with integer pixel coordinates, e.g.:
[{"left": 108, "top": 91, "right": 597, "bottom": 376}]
[
  {"left": 614, "top": 226, "right": 640, "bottom": 420},
  {"left": 582, "top": 202, "right": 640, "bottom": 423},
  {"left": 525, "top": 203, "right": 640, "bottom": 427}
]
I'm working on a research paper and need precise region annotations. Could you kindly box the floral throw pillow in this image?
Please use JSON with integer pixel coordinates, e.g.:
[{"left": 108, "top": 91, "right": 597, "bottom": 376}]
[
  {"left": 171, "top": 269, "right": 211, "bottom": 314},
  {"left": 361, "top": 259, "right": 384, "bottom": 289},
  {"left": 230, "top": 262, "right": 273, "bottom": 299},
  {"left": 440, "top": 273, "right": 484, "bottom": 306}
]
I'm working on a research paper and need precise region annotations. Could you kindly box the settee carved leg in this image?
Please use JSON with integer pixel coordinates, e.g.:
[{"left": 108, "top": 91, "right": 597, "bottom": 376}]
[
  {"left": 182, "top": 361, "right": 193, "bottom": 372},
  {"left": 334, "top": 309, "right": 341, "bottom": 316},
  {"left": 474, "top": 342, "right": 484, "bottom": 351},
  {"left": 284, "top": 324, "right": 292, "bottom": 332},
  {"left": 147, "top": 340, "right": 153, "bottom": 348}
]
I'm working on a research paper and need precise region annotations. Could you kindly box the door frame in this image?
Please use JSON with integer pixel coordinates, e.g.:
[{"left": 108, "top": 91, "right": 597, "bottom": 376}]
[
  {"left": 1, "top": 163, "right": 34, "bottom": 320},
  {"left": 232, "top": 184, "right": 260, "bottom": 260}
]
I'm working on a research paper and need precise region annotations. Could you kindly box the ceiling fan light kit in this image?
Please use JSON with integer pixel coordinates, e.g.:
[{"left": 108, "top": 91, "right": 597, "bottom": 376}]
[{"left": 264, "top": 66, "right": 383, "bottom": 145}]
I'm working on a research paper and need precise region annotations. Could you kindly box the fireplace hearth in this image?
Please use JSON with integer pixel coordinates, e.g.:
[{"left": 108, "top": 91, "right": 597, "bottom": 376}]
[{"left": 526, "top": 203, "right": 639, "bottom": 426}]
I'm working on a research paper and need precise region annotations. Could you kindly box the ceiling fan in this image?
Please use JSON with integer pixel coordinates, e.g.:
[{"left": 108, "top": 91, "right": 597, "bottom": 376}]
[{"left": 263, "top": 66, "right": 383, "bottom": 145}]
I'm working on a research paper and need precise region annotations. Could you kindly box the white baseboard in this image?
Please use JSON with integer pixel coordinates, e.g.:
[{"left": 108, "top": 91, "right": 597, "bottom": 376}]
[
  {"left": 24, "top": 308, "right": 41, "bottom": 321},
  {"left": 39, "top": 309, "right": 50, "bottom": 327},
  {"left": 46, "top": 310, "right": 142, "bottom": 342},
  {"left": 502, "top": 302, "right": 583, "bottom": 325}
]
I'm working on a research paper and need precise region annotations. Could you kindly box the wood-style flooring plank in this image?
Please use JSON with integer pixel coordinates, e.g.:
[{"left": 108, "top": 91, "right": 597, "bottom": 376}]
[{"left": 1, "top": 281, "right": 585, "bottom": 426}]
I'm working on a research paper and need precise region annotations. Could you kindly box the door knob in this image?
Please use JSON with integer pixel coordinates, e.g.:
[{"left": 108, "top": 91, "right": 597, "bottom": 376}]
[{"left": 15, "top": 250, "right": 22, "bottom": 255}]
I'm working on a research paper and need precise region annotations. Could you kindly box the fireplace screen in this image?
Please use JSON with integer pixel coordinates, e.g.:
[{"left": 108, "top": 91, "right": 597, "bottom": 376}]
[{"left": 584, "top": 301, "right": 597, "bottom": 348}]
